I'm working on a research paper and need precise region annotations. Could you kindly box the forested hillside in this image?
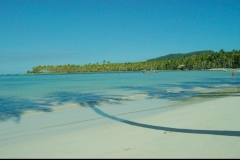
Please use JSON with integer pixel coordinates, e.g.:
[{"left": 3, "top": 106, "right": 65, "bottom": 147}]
[{"left": 147, "top": 50, "right": 214, "bottom": 61}]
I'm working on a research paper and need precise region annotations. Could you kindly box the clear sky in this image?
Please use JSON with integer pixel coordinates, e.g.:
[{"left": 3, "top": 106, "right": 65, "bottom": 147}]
[{"left": 1, "top": 0, "right": 240, "bottom": 74}]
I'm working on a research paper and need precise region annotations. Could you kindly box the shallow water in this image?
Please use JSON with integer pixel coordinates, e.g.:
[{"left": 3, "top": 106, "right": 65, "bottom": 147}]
[{"left": 0, "top": 70, "right": 239, "bottom": 123}]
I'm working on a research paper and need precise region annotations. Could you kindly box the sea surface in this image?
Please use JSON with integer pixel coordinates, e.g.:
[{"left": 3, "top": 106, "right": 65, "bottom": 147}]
[{"left": 0, "top": 70, "right": 240, "bottom": 123}]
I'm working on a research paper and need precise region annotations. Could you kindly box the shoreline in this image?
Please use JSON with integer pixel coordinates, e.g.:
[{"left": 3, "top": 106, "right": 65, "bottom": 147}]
[
  {"left": 23, "top": 68, "right": 238, "bottom": 75},
  {"left": 3, "top": 85, "right": 240, "bottom": 119},
  {"left": 1, "top": 68, "right": 238, "bottom": 76}
]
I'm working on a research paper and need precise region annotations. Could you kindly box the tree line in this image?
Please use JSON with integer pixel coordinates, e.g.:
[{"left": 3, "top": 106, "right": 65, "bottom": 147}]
[{"left": 27, "top": 49, "right": 240, "bottom": 74}]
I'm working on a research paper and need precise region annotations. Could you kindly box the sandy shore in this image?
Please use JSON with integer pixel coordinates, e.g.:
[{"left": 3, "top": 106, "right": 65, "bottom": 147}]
[{"left": 0, "top": 94, "right": 240, "bottom": 158}]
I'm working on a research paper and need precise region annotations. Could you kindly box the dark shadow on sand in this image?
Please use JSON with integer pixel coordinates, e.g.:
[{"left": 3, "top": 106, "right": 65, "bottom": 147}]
[
  {"left": 45, "top": 91, "right": 240, "bottom": 137},
  {"left": 1, "top": 89, "right": 240, "bottom": 137},
  {"left": 85, "top": 102, "right": 240, "bottom": 137},
  {"left": 0, "top": 96, "right": 52, "bottom": 123}
]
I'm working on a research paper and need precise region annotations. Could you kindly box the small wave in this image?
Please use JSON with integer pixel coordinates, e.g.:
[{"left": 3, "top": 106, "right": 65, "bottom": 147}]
[
  {"left": 165, "top": 87, "right": 188, "bottom": 93},
  {"left": 125, "top": 93, "right": 148, "bottom": 99},
  {"left": 210, "top": 84, "right": 232, "bottom": 88},
  {"left": 192, "top": 87, "right": 205, "bottom": 90}
]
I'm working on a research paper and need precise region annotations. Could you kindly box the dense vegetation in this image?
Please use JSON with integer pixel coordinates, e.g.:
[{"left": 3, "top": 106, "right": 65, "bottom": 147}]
[{"left": 27, "top": 49, "right": 240, "bottom": 74}]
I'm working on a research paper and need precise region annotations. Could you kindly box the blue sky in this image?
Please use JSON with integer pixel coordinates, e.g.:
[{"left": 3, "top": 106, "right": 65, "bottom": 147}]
[{"left": 1, "top": 0, "right": 240, "bottom": 74}]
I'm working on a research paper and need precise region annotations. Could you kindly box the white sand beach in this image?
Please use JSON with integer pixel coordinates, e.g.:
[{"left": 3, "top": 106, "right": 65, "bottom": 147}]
[{"left": 0, "top": 94, "right": 240, "bottom": 158}]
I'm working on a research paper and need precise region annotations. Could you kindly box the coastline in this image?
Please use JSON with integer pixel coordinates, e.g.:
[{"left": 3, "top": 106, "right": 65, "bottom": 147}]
[
  {"left": 1, "top": 68, "right": 238, "bottom": 76},
  {"left": 0, "top": 86, "right": 240, "bottom": 158},
  {"left": 23, "top": 68, "right": 238, "bottom": 75}
]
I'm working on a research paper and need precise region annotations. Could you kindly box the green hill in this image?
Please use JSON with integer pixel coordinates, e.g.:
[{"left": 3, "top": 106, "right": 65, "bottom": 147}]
[{"left": 147, "top": 50, "right": 214, "bottom": 61}]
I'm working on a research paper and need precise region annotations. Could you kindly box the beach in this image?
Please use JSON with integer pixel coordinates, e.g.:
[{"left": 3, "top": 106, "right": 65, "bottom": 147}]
[{"left": 0, "top": 92, "right": 240, "bottom": 158}]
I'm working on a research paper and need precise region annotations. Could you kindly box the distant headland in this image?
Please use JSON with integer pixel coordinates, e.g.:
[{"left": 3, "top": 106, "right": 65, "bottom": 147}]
[{"left": 27, "top": 49, "right": 240, "bottom": 74}]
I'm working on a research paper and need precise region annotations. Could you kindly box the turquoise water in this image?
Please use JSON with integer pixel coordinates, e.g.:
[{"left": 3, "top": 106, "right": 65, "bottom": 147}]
[{"left": 0, "top": 70, "right": 239, "bottom": 122}]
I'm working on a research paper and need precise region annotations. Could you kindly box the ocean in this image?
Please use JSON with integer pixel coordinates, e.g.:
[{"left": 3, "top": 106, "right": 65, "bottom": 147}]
[{"left": 0, "top": 70, "right": 239, "bottom": 123}]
